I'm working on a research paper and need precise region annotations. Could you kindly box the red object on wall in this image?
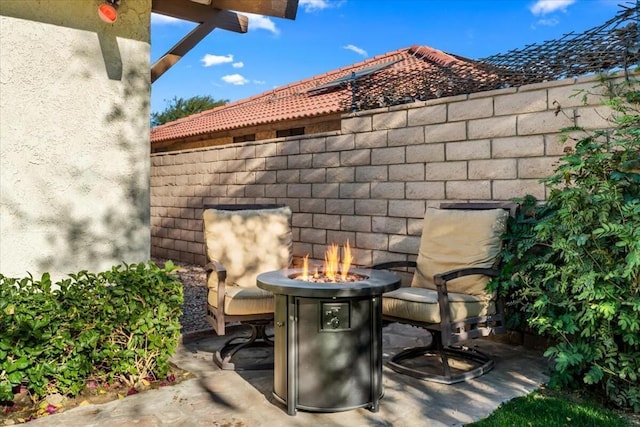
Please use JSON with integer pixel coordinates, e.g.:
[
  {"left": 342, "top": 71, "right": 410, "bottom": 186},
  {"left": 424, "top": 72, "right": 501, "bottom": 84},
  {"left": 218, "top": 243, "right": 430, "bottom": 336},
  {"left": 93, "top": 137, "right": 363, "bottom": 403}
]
[{"left": 98, "top": 2, "right": 118, "bottom": 24}]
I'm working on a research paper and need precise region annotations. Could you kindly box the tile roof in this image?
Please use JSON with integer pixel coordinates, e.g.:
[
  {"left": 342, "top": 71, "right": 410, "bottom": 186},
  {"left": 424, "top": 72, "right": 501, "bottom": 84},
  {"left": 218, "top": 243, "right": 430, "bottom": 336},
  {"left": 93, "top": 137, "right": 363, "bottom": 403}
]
[{"left": 150, "top": 45, "right": 490, "bottom": 144}]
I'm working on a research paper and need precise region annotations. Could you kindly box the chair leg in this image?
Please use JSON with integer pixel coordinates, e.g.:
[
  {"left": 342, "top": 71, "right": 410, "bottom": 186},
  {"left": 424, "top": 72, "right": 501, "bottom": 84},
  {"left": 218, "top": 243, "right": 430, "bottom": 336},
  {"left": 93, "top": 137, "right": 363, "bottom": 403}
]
[
  {"left": 386, "top": 331, "right": 495, "bottom": 384},
  {"left": 214, "top": 321, "right": 274, "bottom": 371}
]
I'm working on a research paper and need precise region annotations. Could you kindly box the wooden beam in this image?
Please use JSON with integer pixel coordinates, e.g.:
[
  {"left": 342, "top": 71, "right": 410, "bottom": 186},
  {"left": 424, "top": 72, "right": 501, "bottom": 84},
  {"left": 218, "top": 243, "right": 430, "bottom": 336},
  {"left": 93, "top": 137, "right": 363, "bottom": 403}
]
[
  {"left": 210, "top": 0, "right": 298, "bottom": 20},
  {"left": 151, "top": 11, "right": 247, "bottom": 83},
  {"left": 153, "top": 0, "right": 298, "bottom": 22}
]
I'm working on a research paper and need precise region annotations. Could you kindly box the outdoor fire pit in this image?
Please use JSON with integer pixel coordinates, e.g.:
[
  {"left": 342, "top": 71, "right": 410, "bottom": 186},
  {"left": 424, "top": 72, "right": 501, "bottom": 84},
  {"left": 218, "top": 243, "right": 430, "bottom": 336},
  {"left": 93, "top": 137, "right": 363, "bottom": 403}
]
[{"left": 257, "top": 265, "right": 400, "bottom": 416}]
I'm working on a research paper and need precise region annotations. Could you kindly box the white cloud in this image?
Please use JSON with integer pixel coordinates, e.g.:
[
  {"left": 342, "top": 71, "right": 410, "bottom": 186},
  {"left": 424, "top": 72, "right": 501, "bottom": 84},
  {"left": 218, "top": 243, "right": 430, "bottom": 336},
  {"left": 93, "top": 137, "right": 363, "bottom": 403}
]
[
  {"left": 201, "top": 54, "right": 234, "bottom": 67},
  {"left": 245, "top": 13, "right": 279, "bottom": 35},
  {"left": 253, "top": 80, "right": 266, "bottom": 85},
  {"left": 530, "top": 0, "right": 575, "bottom": 16},
  {"left": 343, "top": 44, "right": 368, "bottom": 57},
  {"left": 151, "top": 13, "right": 184, "bottom": 25},
  {"left": 222, "top": 74, "right": 249, "bottom": 85},
  {"left": 299, "top": 0, "right": 332, "bottom": 12},
  {"left": 232, "top": 62, "right": 244, "bottom": 68},
  {"left": 535, "top": 17, "right": 560, "bottom": 27}
]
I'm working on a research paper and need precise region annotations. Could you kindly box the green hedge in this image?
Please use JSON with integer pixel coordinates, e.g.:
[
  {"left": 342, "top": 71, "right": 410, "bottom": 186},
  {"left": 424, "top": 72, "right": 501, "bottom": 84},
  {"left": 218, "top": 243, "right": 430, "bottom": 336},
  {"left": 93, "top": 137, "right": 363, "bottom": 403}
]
[
  {"left": 492, "top": 74, "right": 639, "bottom": 412},
  {"left": 0, "top": 261, "right": 183, "bottom": 402}
]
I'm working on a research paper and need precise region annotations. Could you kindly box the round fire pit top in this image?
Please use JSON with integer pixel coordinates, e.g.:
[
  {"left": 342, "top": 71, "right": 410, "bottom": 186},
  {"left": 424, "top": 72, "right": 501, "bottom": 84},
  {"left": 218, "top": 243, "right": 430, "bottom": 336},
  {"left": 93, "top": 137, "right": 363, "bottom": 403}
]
[{"left": 257, "top": 267, "right": 400, "bottom": 298}]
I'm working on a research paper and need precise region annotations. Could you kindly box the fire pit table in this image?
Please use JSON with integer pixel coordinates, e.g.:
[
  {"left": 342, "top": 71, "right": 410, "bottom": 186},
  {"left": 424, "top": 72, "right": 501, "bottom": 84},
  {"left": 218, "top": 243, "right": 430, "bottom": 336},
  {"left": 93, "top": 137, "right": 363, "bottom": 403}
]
[{"left": 257, "top": 267, "right": 400, "bottom": 416}]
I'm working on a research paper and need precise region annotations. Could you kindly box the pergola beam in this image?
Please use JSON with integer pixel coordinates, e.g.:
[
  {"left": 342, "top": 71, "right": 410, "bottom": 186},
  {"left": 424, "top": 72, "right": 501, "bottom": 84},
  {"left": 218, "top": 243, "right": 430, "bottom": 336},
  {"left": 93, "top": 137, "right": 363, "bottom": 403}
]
[
  {"left": 150, "top": 0, "right": 299, "bottom": 83},
  {"left": 150, "top": 8, "right": 248, "bottom": 83}
]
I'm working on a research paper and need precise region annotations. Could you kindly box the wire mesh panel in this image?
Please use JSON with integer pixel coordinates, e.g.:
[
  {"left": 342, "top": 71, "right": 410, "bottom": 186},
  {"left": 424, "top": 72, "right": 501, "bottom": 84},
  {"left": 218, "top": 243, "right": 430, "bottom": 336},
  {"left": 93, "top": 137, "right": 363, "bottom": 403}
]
[{"left": 333, "top": 3, "right": 639, "bottom": 113}]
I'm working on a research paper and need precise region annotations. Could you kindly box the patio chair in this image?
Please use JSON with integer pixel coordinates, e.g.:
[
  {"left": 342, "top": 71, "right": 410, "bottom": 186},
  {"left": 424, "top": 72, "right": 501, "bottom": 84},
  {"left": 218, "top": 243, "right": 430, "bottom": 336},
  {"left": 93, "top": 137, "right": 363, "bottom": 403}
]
[
  {"left": 203, "top": 204, "right": 293, "bottom": 370},
  {"left": 374, "top": 202, "right": 517, "bottom": 384}
]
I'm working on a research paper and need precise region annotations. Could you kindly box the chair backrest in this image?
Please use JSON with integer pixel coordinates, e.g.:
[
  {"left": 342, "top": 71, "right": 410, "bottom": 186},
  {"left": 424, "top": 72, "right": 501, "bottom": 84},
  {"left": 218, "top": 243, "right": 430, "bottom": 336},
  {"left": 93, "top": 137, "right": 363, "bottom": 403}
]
[
  {"left": 410, "top": 203, "right": 511, "bottom": 298},
  {"left": 203, "top": 204, "right": 292, "bottom": 288}
]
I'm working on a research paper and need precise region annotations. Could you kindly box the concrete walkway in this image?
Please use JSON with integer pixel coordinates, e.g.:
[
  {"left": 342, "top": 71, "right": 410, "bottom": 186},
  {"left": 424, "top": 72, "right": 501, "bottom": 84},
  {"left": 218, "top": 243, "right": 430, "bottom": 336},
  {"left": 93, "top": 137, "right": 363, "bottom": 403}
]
[{"left": 28, "top": 323, "right": 549, "bottom": 426}]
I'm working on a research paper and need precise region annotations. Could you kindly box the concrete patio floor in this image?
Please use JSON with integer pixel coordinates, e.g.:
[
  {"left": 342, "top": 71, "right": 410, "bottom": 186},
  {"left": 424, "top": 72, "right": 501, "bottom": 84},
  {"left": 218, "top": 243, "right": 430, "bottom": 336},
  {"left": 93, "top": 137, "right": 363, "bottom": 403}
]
[{"left": 28, "top": 323, "right": 549, "bottom": 427}]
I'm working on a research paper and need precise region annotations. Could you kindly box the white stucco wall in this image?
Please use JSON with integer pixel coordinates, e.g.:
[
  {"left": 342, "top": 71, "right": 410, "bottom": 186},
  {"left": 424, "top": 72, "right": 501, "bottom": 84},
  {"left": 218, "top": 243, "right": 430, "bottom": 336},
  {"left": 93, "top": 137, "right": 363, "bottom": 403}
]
[{"left": 0, "top": 0, "right": 152, "bottom": 279}]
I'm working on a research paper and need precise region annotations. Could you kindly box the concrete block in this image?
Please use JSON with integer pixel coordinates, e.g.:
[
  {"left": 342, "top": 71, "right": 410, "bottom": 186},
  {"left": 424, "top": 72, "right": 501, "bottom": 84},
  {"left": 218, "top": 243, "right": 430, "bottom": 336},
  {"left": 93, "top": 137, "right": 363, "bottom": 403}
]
[
  {"left": 276, "top": 169, "right": 299, "bottom": 183},
  {"left": 341, "top": 216, "right": 372, "bottom": 232},
  {"left": 314, "top": 214, "right": 341, "bottom": 230},
  {"left": 356, "top": 232, "right": 389, "bottom": 250},
  {"left": 517, "top": 110, "right": 574, "bottom": 135},
  {"left": 327, "top": 134, "right": 355, "bottom": 151},
  {"left": 469, "top": 159, "right": 517, "bottom": 179},
  {"left": 468, "top": 116, "right": 516, "bottom": 139},
  {"left": 446, "top": 180, "right": 491, "bottom": 199},
  {"left": 372, "top": 216, "right": 406, "bottom": 234},
  {"left": 301, "top": 228, "right": 326, "bottom": 244},
  {"left": 341, "top": 149, "right": 371, "bottom": 166},
  {"left": 408, "top": 104, "right": 447, "bottom": 125},
  {"left": 355, "top": 199, "right": 388, "bottom": 216},
  {"left": 300, "top": 168, "right": 326, "bottom": 183},
  {"left": 300, "top": 137, "right": 326, "bottom": 154},
  {"left": 495, "top": 90, "right": 547, "bottom": 115},
  {"left": 388, "top": 126, "right": 425, "bottom": 146},
  {"left": 406, "top": 144, "right": 445, "bottom": 163},
  {"left": 493, "top": 179, "right": 546, "bottom": 200},
  {"left": 406, "top": 181, "right": 445, "bottom": 200},
  {"left": 424, "top": 122, "right": 466, "bottom": 143},
  {"left": 425, "top": 161, "right": 467, "bottom": 180},
  {"left": 389, "top": 163, "right": 425, "bottom": 181},
  {"left": 327, "top": 167, "right": 355, "bottom": 182},
  {"left": 312, "top": 183, "right": 339, "bottom": 198},
  {"left": 356, "top": 165, "right": 388, "bottom": 182},
  {"left": 371, "top": 182, "right": 404, "bottom": 199},
  {"left": 278, "top": 140, "right": 300, "bottom": 155},
  {"left": 373, "top": 110, "right": 407, "bottom": 130},
  {"left": 340, "top": 183, "right": 370, "bottom": 198},
  {"left": 326, "top": 199, "right": 355, "bottom": 214},
  {"left": 287, "top": 183, "right": 311, "bottom": 198},
  {"left": 313, "top": 152, "right": 340, "bottom": 168},
  {"left": 372, "top": 147, "right": 405, "bottom": 165},
  {"left": 342, "top": 115, "right": 372, "bottom": 133},
  {"left": 355, "top": 130, "right": 388, "bottom": 148},
  {"left": 449, "top": 97, "right": 493, "bottom": 121},
  {"left": 446, "top": 139, "right": 490, "bottom": 160},
  {"left": 288, "top": 154, "right": 313, "bottom": 169},
  {"left": 389, "top": 200, "right": 426, "bottom": 218},
  {"left": 300, "top": 198, "right": 325, "bottom": 213},
  {"left": 492, "top": 136, "right": 544, "bottom": 158}
]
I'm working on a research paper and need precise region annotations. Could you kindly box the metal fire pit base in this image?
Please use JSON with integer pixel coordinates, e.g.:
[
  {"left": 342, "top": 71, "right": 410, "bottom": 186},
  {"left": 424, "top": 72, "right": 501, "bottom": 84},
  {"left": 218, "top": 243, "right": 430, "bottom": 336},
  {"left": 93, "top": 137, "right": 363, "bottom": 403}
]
[{"left": 257, "top": 268, "right": 400, "bottom": 416}]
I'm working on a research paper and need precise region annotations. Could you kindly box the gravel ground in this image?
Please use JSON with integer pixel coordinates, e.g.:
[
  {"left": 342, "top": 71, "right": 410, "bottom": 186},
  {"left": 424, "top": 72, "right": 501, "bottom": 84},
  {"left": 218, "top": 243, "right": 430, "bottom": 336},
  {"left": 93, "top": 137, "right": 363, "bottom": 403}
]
[{"left": 153, "top": 258, "right": 210, "bottom": 334}]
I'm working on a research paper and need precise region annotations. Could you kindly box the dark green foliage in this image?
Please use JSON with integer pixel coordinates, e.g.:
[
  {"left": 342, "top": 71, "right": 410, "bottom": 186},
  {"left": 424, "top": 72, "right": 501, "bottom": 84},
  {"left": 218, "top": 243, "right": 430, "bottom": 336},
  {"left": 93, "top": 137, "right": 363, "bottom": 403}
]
[
  {"left": 151, "top": 95, "right": 228, "bottom": 127},
  {"left": 492, "top": 74, "right": 640, "bottom": 412},
  {"left": 0, "top": 261, "right": 183, "bottom": 402}
]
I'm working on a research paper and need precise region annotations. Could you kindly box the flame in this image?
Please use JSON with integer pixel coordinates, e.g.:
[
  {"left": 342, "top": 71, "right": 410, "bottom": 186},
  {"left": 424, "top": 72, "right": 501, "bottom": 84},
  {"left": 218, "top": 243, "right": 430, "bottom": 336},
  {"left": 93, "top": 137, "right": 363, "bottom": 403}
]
[
  {"left": 340, "top": 240, "right": 352, "bottom": 281},
  {"left": 301, "top": 254, "right": 309, "bottom": 281},
  {"left": 300, "top": 241, "right": 353, "bottom": 282}
]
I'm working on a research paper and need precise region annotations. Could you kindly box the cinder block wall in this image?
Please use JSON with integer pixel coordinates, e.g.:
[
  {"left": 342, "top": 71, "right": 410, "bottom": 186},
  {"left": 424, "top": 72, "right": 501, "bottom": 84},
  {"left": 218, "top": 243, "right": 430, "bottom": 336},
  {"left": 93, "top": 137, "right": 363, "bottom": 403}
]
[{"left": 150, "top": 74, "right": 612, "bottom": 267}]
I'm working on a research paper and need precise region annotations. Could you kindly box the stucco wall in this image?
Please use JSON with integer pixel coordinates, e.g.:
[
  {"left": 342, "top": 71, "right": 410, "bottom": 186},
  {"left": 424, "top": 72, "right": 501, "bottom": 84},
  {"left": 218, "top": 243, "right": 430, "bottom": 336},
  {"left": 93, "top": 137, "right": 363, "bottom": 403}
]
[
  {"left": 149, "top": 74, "right": 616, "bottom": 268},
  {"left": 0, "top": 0, "right": 151, "bottom": 279}
]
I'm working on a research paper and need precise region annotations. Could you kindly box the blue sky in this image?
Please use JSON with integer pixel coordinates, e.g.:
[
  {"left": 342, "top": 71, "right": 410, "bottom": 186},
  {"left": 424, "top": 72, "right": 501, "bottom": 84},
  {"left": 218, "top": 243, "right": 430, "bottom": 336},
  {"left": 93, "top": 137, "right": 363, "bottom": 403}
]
[{"left": 150, "top": 0, "right": 624, "bottom": 114}]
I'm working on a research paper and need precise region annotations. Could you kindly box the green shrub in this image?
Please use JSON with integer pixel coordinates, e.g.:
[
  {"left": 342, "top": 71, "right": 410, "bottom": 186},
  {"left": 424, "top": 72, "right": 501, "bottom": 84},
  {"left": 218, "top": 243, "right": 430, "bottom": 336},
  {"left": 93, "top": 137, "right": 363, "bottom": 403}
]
[
  {"left": 493, "top": 74, "right": 640, "bottom": 412},
  {"left": 0, "top": 261, "right": 183, "bottom": 402}
]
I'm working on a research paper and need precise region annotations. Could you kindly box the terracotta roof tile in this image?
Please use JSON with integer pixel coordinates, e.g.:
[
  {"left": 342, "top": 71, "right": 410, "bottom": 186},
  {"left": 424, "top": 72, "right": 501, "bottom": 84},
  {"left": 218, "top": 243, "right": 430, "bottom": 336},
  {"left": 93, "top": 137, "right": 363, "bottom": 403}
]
[{"left": 151, "top": 45, "right": 490, "bottom": 144}]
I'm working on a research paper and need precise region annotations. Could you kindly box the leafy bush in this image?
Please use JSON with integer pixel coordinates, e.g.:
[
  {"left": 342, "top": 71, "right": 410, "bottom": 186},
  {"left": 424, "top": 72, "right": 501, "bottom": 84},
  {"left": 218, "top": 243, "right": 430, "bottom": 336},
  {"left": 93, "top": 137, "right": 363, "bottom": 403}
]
[
  {"left": 493, "top": 74, "right": 640, "bottom": 412},
  {"left": 0, "top": 261, "right": 183, "bottom": 403}
]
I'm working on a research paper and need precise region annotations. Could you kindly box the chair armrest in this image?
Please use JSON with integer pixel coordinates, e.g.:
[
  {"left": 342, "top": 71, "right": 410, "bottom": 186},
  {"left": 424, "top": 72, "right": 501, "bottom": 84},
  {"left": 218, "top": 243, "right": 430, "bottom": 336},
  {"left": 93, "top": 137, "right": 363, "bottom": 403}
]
[
  {"left": 433, "top": 267, "right": 498, "bottom": 287},
  {"left": 205, "top": 261, "right": 228, "bottom": 313},
  {"left": 205, "top": 261, "right": 227, "bottom": 282},
  {"left": 371, "top": 260, "right": 417, "bottom": 270}
]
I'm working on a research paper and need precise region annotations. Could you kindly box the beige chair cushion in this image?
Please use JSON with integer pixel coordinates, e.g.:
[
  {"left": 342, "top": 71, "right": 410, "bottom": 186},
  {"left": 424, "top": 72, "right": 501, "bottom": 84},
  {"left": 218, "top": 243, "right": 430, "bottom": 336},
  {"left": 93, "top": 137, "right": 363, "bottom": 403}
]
[
  {"left": 411, "top": 207, "right": 509, "bottom": 299},
  {"left": 382, "top": 287, "right": 494, "bottom": 323},
  {"left": 203, "top": 206, "right": 292, "bottom": 313},
  {"left": 207, "top": 284, "right": 274, "bottom": 315}
]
